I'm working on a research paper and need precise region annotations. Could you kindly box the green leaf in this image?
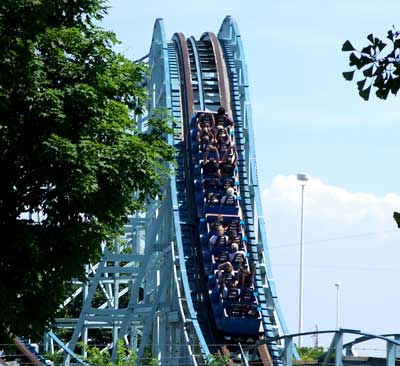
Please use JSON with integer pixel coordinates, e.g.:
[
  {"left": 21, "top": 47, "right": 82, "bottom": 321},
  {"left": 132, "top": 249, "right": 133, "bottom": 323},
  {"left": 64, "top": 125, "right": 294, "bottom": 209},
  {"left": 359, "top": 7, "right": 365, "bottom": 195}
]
[
  {"left": 389, "top": 77, "right": 400, "bottom": 95},
  {"left": 374, "top": 73, "right": 385, "bottom": 88},
  {"left": 376, "top": 87, "right": 390, "bottom": 100},
  {"left": 357, "top": 78, "right": 366, "bottom": 91},
  {"left": 358, "top": 55, "right": 372, "bottom": 69},
  {"left": 349, "top": 52, "right": 359, "bottom": 66},
  {"left": 342, "top": 71, "right": 355, "bottom": 81},
  {"left": 394, "top": 212, "right": 400, "bottom": 228},
  {"left": 377, "top": 40, "right": 386, "bottom": 51},
  {"left": 359, "top": 85, "right": 371, "bottom": 100},
  {"left": 361, "top": 45, "right": 372, "bottom": 55},
  {"left": 363, "top": 65, "right": 374, "bottom": 77},
  {"left": 367, "top": 33, "right": 374, "bottom": 43},
  {"left": 342, "top": 40, "right": 355, "bottom": 52}
]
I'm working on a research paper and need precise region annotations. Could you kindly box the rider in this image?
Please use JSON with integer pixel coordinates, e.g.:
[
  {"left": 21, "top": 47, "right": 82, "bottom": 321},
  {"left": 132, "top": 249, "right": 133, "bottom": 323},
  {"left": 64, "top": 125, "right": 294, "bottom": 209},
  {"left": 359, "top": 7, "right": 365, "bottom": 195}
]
[{"left": 215, "top": 106, "right": 234, "bottom": 128}]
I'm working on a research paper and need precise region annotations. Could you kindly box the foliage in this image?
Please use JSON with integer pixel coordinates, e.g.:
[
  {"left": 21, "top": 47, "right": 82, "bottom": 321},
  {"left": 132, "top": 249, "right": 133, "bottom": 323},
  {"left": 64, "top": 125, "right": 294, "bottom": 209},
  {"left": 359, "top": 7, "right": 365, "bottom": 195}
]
[
  {"left": 43, "top": 340, "right": 138, "bottom": 366},
  {"left": 144, "top": 360, "right": 158, "bottom": 366},
  {"left": 206, "top": 353, "right": 230, "bottom": 366},
  {"left": 81, "top": 340, "right": 136, "bottom": 366},
  {"left": 141, "top": 346, "right": 158, "bottom": 366},
  {"left": 43, "top": 350, "right": 64, "bottom": 366},
  {"left": 343, "top": 31, "right": 400, "bottom": 228},
  {"left": 44, "top": 338, "right": 143, "bottom": 366},
  {"left": 297, "top": 346, "right": 325, "bottom": 362},
  {"left": 0, "top": 0, "right": 175, "bottom": 340},
  {"left": 342, "top": 28, "right": 400, "bottom": 100},
  {"left": 394, "top": 212, "right": 400, "bottom": 228}
]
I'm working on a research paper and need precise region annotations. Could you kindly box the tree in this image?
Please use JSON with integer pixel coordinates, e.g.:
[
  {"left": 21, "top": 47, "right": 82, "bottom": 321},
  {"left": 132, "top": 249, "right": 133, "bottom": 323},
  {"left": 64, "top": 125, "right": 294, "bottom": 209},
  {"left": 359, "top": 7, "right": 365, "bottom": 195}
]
[
  {"left": 342, "top": 28, "right": 400, "bottom": 100},
  {"left": 84, "top": 340, "right": 137, "bottom": 366},
  {"left": 45, "top": 340, "right": 141, "bottom": 366},
  {"left": 0, "top": 0, "right": 175, "bottom": 340},
  {"left": 297, "top": 346, "right": 325, "bottom": 362},
  {"left": 206, "top": 354, "right": 230, "bottom": 366},
  {"left": 343, "top": 31, "right": 400, "bottom": 225}
]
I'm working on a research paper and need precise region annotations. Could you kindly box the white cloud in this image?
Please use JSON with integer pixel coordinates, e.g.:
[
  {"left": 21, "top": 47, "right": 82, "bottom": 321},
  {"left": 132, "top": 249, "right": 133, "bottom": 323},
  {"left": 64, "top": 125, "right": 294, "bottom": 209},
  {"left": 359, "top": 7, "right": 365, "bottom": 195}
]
[
  {"left": 264, "top": 175, "right": 400, "bottom": 226},
  {"left": 261, "top": 175, "right": 400, "bottom": 347}
]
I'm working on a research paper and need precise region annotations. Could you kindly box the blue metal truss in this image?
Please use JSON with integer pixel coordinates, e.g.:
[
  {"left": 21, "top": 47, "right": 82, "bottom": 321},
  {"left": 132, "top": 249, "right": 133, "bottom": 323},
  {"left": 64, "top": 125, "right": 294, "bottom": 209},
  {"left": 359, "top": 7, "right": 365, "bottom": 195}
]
[{"left": 49, "top": 16, "right": 290, "bottom": 366}]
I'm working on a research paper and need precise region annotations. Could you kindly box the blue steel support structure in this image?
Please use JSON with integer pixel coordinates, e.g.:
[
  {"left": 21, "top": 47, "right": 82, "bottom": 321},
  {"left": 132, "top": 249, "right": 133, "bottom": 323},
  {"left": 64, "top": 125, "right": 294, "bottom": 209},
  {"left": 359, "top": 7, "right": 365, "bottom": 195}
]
[
  {"left": 262, "top": 329, "right": 400, "bottom": 366},
  {"left": 146, "top": 15, "right": 289, "bottom": 365},
  {"left": 51, "top": 16, "right": 289, "bottom": 366}
]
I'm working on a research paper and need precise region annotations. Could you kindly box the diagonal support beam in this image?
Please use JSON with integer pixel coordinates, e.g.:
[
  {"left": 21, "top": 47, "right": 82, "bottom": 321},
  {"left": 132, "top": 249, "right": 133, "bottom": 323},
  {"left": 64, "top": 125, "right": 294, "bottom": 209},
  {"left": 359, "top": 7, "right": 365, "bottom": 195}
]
[{"left": 323, "top": 331, "right": 343, "bottom": 366}]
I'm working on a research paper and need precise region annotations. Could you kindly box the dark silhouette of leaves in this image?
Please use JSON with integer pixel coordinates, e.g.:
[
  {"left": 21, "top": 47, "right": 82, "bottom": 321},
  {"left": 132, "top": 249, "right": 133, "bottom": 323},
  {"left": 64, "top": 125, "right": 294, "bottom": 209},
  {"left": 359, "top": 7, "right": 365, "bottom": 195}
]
[
  {"left": 363, "top": 65, "right": 374, "bottom": 77},
  {"left": 349, "top": 52, "right": 359, "bottom": 66},
  {"left": 342, "top": 40, "right": 355, "bottom": 52},
  {"left": 394, "top": 212, "right": 400, "bottom": 228},
  {"left": 357, "top": 79, "right": 366, "bottom": 91},
  {"left": 359, "top": 85, "right": 371, "bottom": 100},
  {"left": 342, "top": 71, "right": 355, "bottom": 81},
  {"left": 343, "top": 27, "right": 400, "bottom": 100}
]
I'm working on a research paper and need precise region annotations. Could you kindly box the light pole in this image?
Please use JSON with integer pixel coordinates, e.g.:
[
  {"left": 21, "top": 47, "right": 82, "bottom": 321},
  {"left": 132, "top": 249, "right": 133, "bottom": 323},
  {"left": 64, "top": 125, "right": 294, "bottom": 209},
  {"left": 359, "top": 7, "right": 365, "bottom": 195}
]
[
  {"left": 297, "top": 172, "right": 310, "bottom": 347},
  {"left": 334, "top": 282, "right": 342, "bottom": 330}
]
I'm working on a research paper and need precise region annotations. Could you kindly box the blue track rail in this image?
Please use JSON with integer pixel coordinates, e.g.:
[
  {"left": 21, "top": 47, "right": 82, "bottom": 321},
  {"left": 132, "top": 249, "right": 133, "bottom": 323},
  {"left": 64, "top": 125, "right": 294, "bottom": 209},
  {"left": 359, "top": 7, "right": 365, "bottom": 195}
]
[
  {"left": 218, "top": 15, "right": 291, "bottom": 362},
  {"left": 14, "top": 336, "right": 47, "bottom": 365},
  {"left": 147, "top": 16, "right": 289, "bottom": 366},
  {"left": 165, "top": 24, "right": 211, "bottom": 363}
]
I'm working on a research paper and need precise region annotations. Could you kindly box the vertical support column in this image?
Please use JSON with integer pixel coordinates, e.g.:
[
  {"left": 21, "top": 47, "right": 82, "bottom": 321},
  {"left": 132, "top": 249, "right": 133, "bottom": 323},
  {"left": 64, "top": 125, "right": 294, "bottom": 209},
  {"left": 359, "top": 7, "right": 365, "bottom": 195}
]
[
  {"left": 81, "top": 327, "right": 88, "bottom": 358},
  {"left": 44, "top": 332, "right": 54, "bottom": 354},
  {"left": 112, "top": 241, "right": 120, "bottom": 349},
  {"left": 131, "top": 226, "right": 138, "bottom": 254},
  {"left": 129, "top": 326, "right": 137, "bottom": 351},
  {"left": 164, "top": 321, "right": 170, "bottom": 363},
  {"left": 171, "top": 324, "right": 177, "bottom": 365},
  {"left": 82, "top": 264, "right": 89, "bottom": 357},
  {"left": 395, "top": 336, "right": 400, "bottom": 359},
  {"left": 387, "top": 341, "right": 395, "bottom": 366},
  {"left": 335, "top": 332, "right": 343, "bottom": 366},
  {"left": 344, "top": 345, "right": 353, "bottom": 357},
  {"left": 283, "top": 337, "right": 293, "bottom": 366},
  {"left": 153, "top": 312, "right": 161, "bottom": 363},
  {"left": 159, "top": 312, "right": 167, "bottom": 365},
  {"left": 151, "top": 267, "right": 161, "bottom": 363},
  {"left": 155, "top": 269, "right": 162, "bottom": 362}
]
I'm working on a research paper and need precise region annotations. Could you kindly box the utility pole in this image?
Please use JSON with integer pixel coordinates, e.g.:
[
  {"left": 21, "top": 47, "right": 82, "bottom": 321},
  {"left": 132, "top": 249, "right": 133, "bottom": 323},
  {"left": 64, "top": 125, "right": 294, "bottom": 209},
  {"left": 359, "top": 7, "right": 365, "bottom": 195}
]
[
  {"left": 312, "top": 324, "right": 319, "bottom": 348},
  {"left": 297, "top": 172, "right": 310, "bottom": 347}
]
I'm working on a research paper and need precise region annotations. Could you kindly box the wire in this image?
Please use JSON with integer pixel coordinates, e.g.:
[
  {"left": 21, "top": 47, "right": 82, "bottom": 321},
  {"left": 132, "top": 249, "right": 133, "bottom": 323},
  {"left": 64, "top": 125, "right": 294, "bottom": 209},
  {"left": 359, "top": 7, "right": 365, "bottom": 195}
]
[
  {"left": 353, "top": 347, "right": 387, "bottom": 351},
  {"left": 273, "top": 263, "right": 400, "bottom": 272},
  {"left": 269, "top": 229, "right": 399, "bottom": 249}
]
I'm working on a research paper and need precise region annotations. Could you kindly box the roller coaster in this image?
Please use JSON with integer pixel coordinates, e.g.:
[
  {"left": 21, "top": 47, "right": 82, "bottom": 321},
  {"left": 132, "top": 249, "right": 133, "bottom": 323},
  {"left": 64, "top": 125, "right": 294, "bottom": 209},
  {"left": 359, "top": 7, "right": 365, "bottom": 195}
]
[
  {"left": 130, "top": 15, "right": 289, "bottom": 365},
  {"left": 9, "top": 15, "right": 399, "bottom": 366},
  {"left": 43, "top": 16, "right": 288, "bottom": 366}
]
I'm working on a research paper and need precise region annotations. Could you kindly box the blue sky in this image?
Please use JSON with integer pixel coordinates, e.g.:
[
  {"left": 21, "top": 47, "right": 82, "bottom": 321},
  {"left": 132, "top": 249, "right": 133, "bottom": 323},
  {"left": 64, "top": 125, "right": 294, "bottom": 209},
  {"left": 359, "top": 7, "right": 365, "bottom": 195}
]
[{"left": 103, "top": 0, "right": 400, "bottom": 350}]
